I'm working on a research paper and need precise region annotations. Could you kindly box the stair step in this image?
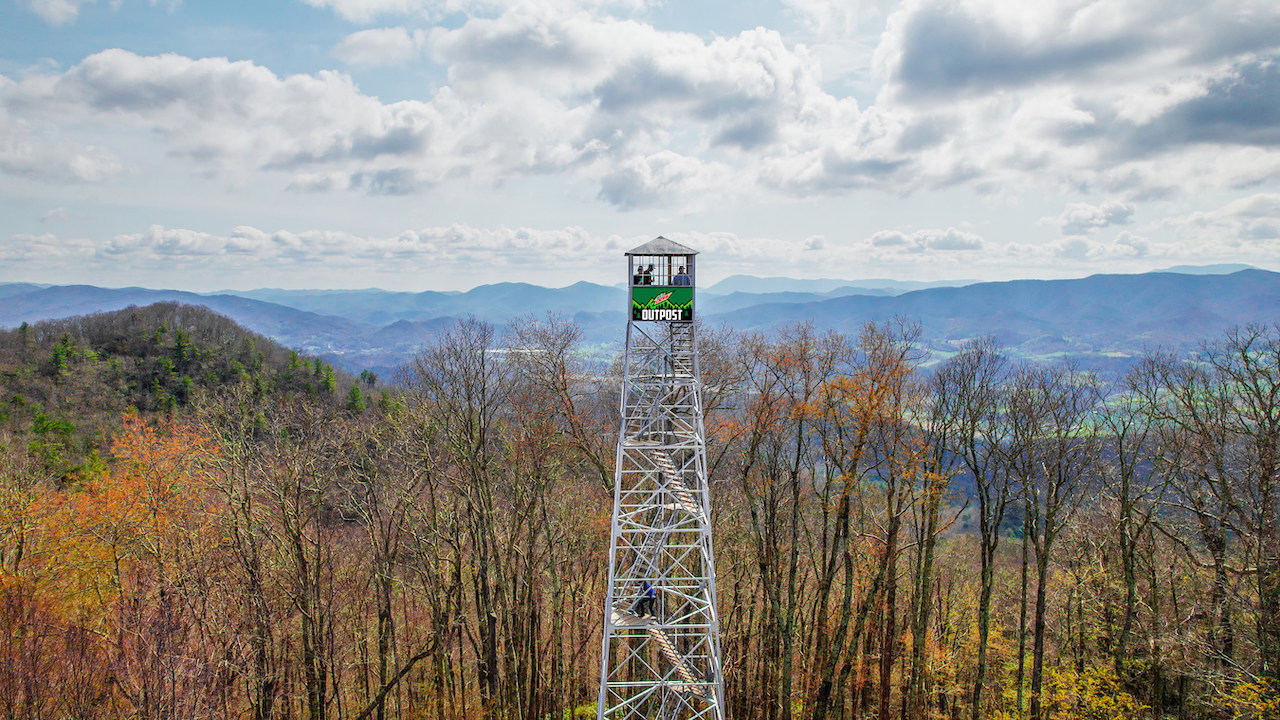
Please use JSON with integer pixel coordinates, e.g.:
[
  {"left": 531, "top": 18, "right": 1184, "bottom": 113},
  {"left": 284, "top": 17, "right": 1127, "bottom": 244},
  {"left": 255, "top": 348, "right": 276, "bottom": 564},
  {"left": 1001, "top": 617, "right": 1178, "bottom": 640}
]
[
  {"left": 647, "top": 627, "right": 702, "bottom": 691},
  {"left": 652, "top": 450, "right": 703, "bottom": 517}
]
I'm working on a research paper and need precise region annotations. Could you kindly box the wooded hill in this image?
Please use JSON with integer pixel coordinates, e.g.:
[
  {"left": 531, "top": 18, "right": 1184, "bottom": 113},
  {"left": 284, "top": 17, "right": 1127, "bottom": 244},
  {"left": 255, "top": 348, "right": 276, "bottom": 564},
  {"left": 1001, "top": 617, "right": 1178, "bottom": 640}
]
[
  {"left": 0, "top": 304, "right": 1277, "bottom": 720},
  {"left": 0, "top": 303, "right": 375, "bottom": 484}
]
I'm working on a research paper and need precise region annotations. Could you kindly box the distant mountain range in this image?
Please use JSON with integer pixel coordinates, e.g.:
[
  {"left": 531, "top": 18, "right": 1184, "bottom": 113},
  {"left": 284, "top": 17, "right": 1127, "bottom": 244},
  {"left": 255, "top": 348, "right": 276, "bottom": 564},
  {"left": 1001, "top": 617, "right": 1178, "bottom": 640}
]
[
  {"left": 0, "top": 284, "right": 367, "bottom": 347},
  {"left": 2, "top": 266, "right": 1276, "bottom": 378},
  {"left": 705, "top": 275, "right": 973, "bottom": 295},
  {"left": 713, "top": 270, "right": 1278, "bottom": 372},
  {"left": 219, "top": 282, "right": 623, "bottom": 326},
  {"left": 1154, "top": 263, "right": 1259, "bottom": 275}
]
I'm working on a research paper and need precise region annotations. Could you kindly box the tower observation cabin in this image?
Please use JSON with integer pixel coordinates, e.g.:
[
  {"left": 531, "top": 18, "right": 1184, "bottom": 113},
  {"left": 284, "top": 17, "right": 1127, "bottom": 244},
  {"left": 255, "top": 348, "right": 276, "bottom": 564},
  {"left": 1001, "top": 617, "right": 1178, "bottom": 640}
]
[
  {"left": 627, "top": 236, "right": 696, "bottom": 322},
  {"left": 598, "top": 237, "right": 724, "bottom": 719}
]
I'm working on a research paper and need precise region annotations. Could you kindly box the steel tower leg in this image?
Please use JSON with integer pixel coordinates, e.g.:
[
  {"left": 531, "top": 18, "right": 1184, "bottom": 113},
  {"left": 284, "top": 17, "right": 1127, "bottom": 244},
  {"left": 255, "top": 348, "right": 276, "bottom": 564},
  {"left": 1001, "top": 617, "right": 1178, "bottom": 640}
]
[{"left": 598, "top": 319, "right": 725, "bottom": 719}]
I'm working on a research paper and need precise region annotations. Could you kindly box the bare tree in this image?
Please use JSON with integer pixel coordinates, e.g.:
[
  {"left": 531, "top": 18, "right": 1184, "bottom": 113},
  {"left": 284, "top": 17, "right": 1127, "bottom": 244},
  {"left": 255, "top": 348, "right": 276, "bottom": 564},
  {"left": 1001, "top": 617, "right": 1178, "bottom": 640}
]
[
  {"left": 1003, "top": 364, "right": 1103, "bottom": 719},
  {"left": 934, "top": 337, "right": 1010, "bottom": 720},
  {"left": 1203, "top": 326, "right": 1280, "bottom": 684},
  {"left": 725, "top": 324, "right": 849, "bottom": 720},
  {"left": 904, "top": 348, "right": 968, "bottom": 720},
  {"left": 1101, "top": 368, "right": 1166, "bottom": 679},
  {"left": 405, "top": 318, "right": 513, "bottom": 713},
  {"left": 1133, "top": 352, "right": 1239, "bottom": 672}
]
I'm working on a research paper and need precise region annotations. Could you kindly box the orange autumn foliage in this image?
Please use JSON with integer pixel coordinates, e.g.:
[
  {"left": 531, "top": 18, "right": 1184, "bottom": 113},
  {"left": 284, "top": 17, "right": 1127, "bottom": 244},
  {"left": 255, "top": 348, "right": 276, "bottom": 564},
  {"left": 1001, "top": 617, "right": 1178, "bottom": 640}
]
[{"left": 23, "top": 413, "right": 216, "bottom": 628}]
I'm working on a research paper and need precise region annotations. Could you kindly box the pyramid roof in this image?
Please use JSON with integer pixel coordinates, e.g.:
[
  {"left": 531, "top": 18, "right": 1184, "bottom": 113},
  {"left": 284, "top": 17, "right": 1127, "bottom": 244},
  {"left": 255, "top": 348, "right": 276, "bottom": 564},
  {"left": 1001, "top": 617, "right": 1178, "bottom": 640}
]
[{"left": 625, "top": 236, "right": 698, "bottom": 256}]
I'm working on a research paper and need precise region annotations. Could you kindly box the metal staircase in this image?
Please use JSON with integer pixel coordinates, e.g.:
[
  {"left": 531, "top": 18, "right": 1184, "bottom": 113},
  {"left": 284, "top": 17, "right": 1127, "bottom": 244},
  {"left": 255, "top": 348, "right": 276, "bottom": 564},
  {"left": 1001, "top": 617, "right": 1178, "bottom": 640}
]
[{"left": 655, "top": 450, "right": 702, "bottom": 519}]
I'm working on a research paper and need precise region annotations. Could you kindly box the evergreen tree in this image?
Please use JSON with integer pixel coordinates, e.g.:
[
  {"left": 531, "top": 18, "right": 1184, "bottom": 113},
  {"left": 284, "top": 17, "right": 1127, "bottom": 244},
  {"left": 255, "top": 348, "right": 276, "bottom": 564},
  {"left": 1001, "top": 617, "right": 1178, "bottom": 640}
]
[{"left": 346, "top": 384, "right": 366, "bottom": 415}]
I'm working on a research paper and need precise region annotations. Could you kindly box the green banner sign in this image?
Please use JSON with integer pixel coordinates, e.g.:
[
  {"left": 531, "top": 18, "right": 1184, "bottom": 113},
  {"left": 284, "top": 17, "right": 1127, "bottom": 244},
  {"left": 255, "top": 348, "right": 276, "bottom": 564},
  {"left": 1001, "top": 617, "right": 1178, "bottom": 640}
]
[{"left": 631, "top": 286, "right": 693, "bottom": 322}]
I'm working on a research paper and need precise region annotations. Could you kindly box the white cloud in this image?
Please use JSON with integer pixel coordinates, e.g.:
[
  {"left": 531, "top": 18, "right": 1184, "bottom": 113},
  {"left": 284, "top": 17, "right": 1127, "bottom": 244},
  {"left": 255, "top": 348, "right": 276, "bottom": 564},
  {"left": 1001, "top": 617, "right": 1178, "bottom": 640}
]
[
  {"left": 999, "top": 232, "right": 1153, "bottom": 265},
  {"left": 332, "top": 27, "right": 430, "bottom": 67},
  {"left": 1114, "top": 231, "right": 1149, "bottom": 257},
  {"left": 4, "top": 49, "right": 461, "bottom": 188},
  {"left": 5, "top": 0, "right": 1280, "bottom": 228},
  {"left": 782, "top": 0, "right": 892, "bottom": 38},
  {"left": 1049, "top": 236, "right": 1092, "bottom": 260},
  {"left": 6, "top": 206, "right": 1267, "bottom": 291},
  {"left": 285, "top": 171, "right": 349, "bottom": 193},
  {"left": 1043, "top": 200, "right": 1135, "bottom": 235},
  {"left": 22, "top": 0, "right": 91, "bottom": 25},
  {"left": 1166, "top": 193, "right": 1280, "bottom": 255},
  {"left": 664, "top": 227, "right": 1000, "bottom": 281},
  {"left": 866, "top": 226, "right": 984, "bottom": 253},
  {"left": 24, "top": 223, "right": 610, "bottom": 273},
  {"left": 876, "top": 0, "right": 1280, "bottom": 102},
  {"left": 2, "top": 232, "right": 97, "bottom": 261},
  {"left": 429, "top": 11, "right": 828, "bottom": 149},
  {"left": 598, "top": 151, "right": 732, "bottom": 210},
  {"left": 0, "top": 19, "right": 868, "bottom": 208},
  {"left": 20, "top": 0, "right": 182, "bottom": 26},
  {"left": 1048, "top": 232, "right": 1150, "bottom": 261},
  {"left": 299, "top": 0, "right": 528, "bottom": 24},
  {"left": 0, "top": 105, "right": 124, "bottom": 182},
  {"left": 5, "top": 222, "right": 991, "bottom": 288},
  {"left": 857, "top": 0, "right": 1280, "bottom": 199},
  {"left": 300, "top": 0, "right": 653, "bottom": 24},
  {"left": 107, "top": 225, "right": 242, "bottom": 257}
]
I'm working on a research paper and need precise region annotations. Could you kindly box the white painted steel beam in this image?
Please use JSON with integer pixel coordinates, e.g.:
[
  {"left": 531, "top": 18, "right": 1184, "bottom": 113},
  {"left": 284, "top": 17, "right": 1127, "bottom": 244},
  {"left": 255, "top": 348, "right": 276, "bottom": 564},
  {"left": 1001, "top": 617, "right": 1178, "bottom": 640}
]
[{"left": 598, "top": 255, "right": 725, "bottom": 719}]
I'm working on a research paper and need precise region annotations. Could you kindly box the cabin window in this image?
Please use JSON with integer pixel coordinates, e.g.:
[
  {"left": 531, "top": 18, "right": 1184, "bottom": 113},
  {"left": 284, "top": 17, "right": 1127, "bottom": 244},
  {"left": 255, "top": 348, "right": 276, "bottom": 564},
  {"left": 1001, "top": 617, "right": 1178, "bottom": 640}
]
[{"left": 630, "top": 254, "right": 693, "bottom": 287}]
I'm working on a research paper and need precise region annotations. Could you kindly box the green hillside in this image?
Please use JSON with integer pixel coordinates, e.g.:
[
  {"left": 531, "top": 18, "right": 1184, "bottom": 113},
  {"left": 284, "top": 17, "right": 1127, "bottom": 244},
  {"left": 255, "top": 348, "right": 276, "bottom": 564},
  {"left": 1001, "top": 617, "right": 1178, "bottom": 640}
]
[{"left": 0, "top": 302, "right": 367, "bottom": 483}]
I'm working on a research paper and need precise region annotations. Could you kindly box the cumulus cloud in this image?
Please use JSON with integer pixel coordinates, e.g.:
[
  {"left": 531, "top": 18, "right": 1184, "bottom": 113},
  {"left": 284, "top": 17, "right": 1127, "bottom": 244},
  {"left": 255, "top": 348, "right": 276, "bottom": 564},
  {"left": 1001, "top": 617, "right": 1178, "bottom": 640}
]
[
  {"left": 1120, "top": 56, "right": 1280, "bottom": 154},
  {"left": 22, "top": 0, "right": 93, "bottom": 25},
  {"left": 350, "top": 168, "right": 432, "bottom": 195},
  {"left": 664, "top": 227, "right": 998, "bottom": 280},
  {"left": 1056, "top": 232, "right": 1149, "bottom": 260},
  {"left": 332, "top": 27, "right": 429, "bottom": 67},
  {"left": 1004, "top": 230, "right": 1156, "bottom": 264},
  {"left": 13, "top": 215, "right": 1256, "bottom": 290},
  {"left": 867, "top": 227, "right": 984, "bottom": 253},
  {"left": 0, "top": 23, "right": 852, "bottom": 208},
  {"left": 300, "top": 0, "right": 654, "bottom": 24},
  {"left": 4, "top": 222, "right": 987, "bottom": 288},
  {"left": 429, "top": 11, "right": 827, "bottom": 151},
  {"left": 782, "top": 0, "right": 895, "bottom": 38},
  {"left": 21, "top": 0, "right": 181, "bottom": 26},
  {"left": 1043, "top": 200, "right": 1135, "bottom": 235},
  {"left": 22, "top": 223, "right": 610, "bottom": 274},
  {"left": 107, "top": 225, "right": 238, "bottom": 257},
  {"left": 2, "top": 50, "right": 467, "bottom": 193},
  {"left": 2, "top": 232, "right": 97, "bottom": 261},
  {"left": 598, "top": 151, "right": 730, "bottom": 209},
  {"left": 1114, "top": 231, "right": 1149, "bottom": 257},
  {"left": 859, "top": 0, "right": 1280, "bottom": 198},
  {"left": 0, "top": 106, "right": 124, "bottom": 182},
  {"left": 877, "top": 0, "right": 1280, "bottom": 102},
  {"left": 879, "top": 0, "right": 1141, "bottom": 101},
  {"left": 286, "top": 171, "right": 348, "bottom": 193},
  {"left": 299, "top": 0, "right": 440, "bottom": 24},
  {"left": 7, "top": 0, "right": 1280, "bottom": 213},
  {"left": 1166, "top": 193, "right": 1280, "bottom": 254}
]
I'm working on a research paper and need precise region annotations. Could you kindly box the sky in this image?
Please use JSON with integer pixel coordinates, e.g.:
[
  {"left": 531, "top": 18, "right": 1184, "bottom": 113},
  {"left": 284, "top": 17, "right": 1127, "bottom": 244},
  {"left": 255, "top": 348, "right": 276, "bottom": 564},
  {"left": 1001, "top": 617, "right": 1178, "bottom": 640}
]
[{"left": 1, "top": 0, "right": 1278, "bottom": 292}]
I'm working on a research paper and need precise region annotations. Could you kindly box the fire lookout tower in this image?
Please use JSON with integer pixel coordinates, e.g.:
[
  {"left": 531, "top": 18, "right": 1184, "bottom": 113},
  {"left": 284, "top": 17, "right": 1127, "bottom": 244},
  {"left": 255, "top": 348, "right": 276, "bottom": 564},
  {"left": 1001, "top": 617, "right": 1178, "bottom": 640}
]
[{"left": 597, "top": 237, "right": 726, "bottom": 718}]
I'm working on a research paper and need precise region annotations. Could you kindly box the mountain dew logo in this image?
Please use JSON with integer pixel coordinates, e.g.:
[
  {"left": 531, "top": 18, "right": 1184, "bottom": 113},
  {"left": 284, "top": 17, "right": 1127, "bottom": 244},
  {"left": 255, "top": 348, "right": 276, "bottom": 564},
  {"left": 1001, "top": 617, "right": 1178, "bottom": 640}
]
[{"left": 632, "top": 286, "right": 693, "bottom": 321}]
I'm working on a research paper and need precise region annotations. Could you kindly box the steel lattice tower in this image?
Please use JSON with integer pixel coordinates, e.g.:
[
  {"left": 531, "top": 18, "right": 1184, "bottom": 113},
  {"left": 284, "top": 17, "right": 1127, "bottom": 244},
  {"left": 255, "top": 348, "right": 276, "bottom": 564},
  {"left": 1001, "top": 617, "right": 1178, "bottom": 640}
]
[{"left": 598, "top": 237, "right": 725, "bottom": 719}]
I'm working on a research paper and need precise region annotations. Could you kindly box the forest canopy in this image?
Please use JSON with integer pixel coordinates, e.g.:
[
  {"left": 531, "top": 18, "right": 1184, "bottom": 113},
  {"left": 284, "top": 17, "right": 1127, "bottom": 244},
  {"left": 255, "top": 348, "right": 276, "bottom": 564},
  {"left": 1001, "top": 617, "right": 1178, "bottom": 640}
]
[{"left": 0, "top": 304, "right": 1277, "bottom": 719}]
